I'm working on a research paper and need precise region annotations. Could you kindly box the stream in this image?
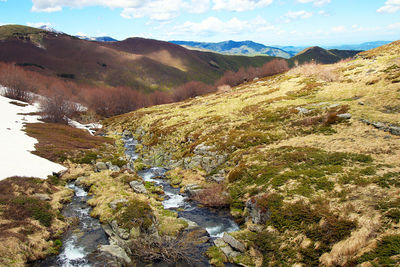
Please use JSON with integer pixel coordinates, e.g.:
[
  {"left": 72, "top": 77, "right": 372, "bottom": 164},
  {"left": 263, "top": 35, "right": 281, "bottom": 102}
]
[
  {"left": 32, "top": 183, "right": 110, "bottom": 267},
  {"left": 33, "top": 134, "right": 239, "bottom": 267},
  {"left": 124, "top": 135, "right": 240, "bottom": 238}
]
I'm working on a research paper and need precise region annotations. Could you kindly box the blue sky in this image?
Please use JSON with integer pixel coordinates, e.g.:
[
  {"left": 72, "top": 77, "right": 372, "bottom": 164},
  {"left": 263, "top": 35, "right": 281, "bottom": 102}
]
[{"left": 0, "top": 0, "right": 399, "bottom": 46}]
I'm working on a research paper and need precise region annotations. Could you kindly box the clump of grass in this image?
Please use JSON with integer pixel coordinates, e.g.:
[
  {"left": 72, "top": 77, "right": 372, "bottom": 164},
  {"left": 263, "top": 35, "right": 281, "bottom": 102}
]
[
  {"left": 357, "top": 235, "right": 400, "bottom": 265},
  {"left": 116, "top": 199, "right": 154, "bottom": 232}
]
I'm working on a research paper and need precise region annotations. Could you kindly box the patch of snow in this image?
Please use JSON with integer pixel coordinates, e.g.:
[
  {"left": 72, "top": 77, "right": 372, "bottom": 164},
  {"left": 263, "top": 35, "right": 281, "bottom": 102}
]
[
  {"left": 68, "top": 119, "right": 102, "bottom": 135},
  {"left": 0, "top": 94, "right": 66, "bottom": 180}
]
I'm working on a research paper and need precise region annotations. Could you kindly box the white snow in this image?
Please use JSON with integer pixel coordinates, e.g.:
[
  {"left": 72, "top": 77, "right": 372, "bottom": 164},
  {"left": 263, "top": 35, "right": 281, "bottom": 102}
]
[
  {"left": 68, "top": 119, "right": 102, "bottom": 135},
  {"left": 0, "top": 94, "right": 66, "bottom": 180}
]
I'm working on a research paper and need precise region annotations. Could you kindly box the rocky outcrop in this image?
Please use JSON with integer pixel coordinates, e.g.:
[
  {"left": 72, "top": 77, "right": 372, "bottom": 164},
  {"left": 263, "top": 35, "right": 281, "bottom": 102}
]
[
  {"left": 223, "top": 233, "right": 245, "bottom": 252},
  {"left": 95, "top": 162, "right": 108, "bottom": 172},
  {"left": 361, "top": 119, "right": 400, "bottom": 136}
]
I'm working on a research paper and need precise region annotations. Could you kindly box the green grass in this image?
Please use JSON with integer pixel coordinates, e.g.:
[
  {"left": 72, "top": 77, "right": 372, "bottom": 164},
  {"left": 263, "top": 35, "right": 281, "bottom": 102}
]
[
  {"left": 357, "top": 235, "right": 400, "bottom": 265},
  {"left": 0, "top": 25, "right": 45, "bottom": 40}
]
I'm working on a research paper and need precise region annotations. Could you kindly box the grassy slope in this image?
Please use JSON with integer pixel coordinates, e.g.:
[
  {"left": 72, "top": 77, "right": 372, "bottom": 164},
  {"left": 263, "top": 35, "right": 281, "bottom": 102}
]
[
  {"left": 0, "top": 25, "right": 276, "bottom": 92},
  {"left": 106, "top": 41, "right": 400, "bottom": 266}
]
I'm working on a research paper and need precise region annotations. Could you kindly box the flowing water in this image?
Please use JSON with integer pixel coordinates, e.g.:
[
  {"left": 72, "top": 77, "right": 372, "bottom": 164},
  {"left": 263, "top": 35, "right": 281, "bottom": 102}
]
[
  {"left": 124, "top": 136, "right": 239, "bottom": 238},
  {"left": 32, "top": 183, "right": 109, "bottom": 267}
]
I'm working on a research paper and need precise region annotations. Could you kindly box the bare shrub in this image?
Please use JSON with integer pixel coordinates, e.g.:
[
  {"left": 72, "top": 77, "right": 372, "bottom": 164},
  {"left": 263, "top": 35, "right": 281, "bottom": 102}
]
[
  {"left": 40, "top": 94, "right": 78, "bottom": 124},
  {"left": 289, "top": 61, "right": 339, "bottom": 82},
  {"left": 172, "top": 81, "right": 216, "bottom": 102},
  {"left": 191, "top": 183, "right": 231, "bottom": 208},
  {"left": 130, "top": 234, "right": 201, "bottom": 264}
]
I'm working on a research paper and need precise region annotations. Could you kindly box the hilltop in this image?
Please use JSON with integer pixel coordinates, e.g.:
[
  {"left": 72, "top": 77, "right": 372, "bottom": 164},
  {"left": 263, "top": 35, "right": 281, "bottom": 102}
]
[
  {"left": 0, "top": 25, "right": 275, "bottom": 92},
  {"left": 105, "top": 40, "right": 400, "bottom": 266},
  {"left": 290, "top": 46, "right": 361, "bottom": 65}
]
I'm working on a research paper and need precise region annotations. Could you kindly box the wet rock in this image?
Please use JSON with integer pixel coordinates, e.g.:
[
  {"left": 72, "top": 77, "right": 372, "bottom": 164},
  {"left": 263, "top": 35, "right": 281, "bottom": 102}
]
[
  {"left": 222, "top": 233, "right": 245, "bottom": 252},
  {"left": 246, "top": 198, "right": 270, "bottom": 225},
  {"left": 337, "top": 113, "right": 352, "bottom": 120},
  {"left": 95, "top": 162, "right": 108, "bottom": 172},
  {"left": 129, "top": 181, "right": 147, "bottom": 194},
  {"left": 34, "top": 193, "right": 51, "bottom": 201},
  {"left": 75, "top": 176, "right": 86, "bottom": 186},
  {"left": 98, "top": 245, "right": 132, "bottom": 266},
  {"left": 109, "top": 199, "right": 128, "bottom": 210}
]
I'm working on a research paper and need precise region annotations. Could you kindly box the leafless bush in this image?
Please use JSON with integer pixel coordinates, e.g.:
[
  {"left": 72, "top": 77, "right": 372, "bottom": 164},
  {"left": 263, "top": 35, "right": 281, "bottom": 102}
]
[
  {"left": 130, "top": 234, "right": 201, "bottom": 264},
  {"left": 288, "top": 61, "right": 339, "bottom": 82},
  {"left": 40, "top": 94, "right": 78, "bottom": 124}
]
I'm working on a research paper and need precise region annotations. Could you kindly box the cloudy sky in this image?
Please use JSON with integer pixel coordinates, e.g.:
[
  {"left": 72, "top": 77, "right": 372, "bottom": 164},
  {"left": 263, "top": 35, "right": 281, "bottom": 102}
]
[{"left": 0, "top": 0, "right": 399, "bottom": 46}]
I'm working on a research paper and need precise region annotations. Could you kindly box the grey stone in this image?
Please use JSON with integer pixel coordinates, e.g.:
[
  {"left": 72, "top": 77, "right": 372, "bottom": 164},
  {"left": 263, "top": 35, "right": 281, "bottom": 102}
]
[
  {"left": 184, "top": 184, "right": 202, "bottom": 197},
  {"left": 109, "top": 199, "right": 128, "bottom": 210},
  {"left": 337, "top": 113, "right": 352, "bottom": 120},
  {"left": 34, "top": 193, "right": 51, "bottom": 201},
  {"left": 122, "top": 130, "right": 131, "bottom": 137},
  {"left": 98, "top": 245, "right": 132, "bottom": 265},
  {"left": 390, "top": 126, "right": 400, "bottom": 136},
  {"left": 222, "top": 233, "right": 245, "bottom": 252},
  {"left": 372, "top": 122, "right": 385, "bottom": 129},
  {"left": 329, "top": 104, "right": 341, "bottom": 109},
  {"left": 295, "top": 107, "right": 310, "bottom": 114},
  {"left": 214, "top": 238, "right": 240, "bottom": 258},
  {"left": 194, "top": 143, "right": 213, "bottom": 155},
  {"left": 129, "top": 181, "right": 147, "bottom": 194},
  {"left": 358, "top": 101, "right": 365, "bottom": 105},
  {"left": 109, "top": 165, "right": 121, "bottom": 172},
  {"left": 95, "top": 162, "right": 108, "bottom": 172},
  {"left": 246, "top": 198, "right": 270, "bottom": 225},
  {"left": 110, "top": 220, "right": 130, "bottom": 240}
]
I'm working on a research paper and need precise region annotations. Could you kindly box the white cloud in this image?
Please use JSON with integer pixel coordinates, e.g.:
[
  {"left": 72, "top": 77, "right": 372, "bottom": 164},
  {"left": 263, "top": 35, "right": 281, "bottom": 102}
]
[
  {"left": 171, "top": 16, "right": 275, "bottom": 37},
  {"left": 297, "top": 0, "right": 331, "bottom": 7},
  {"left": 212, "top": 0, "right": 273, "bottom": 12},
  {"left": 318, "top": 10, "right": 329, "bottom": 16},
  {"left": 377, "top": 0, "right": 400, "bottom": 13},
  {"left": 26, "top": 22, "right": 52, "bottom": 28},
  {"left": 388, "top": 22, "right": 400, "bottom": 29},
  {"left": 331, "top": 25, "right": 346, "bottom": 33},
  {"left": 283, "top": 10, "right": 313, "bottom": 21},
  {"left": 31, "top": 0, "right": 210, "bottom": 20}
]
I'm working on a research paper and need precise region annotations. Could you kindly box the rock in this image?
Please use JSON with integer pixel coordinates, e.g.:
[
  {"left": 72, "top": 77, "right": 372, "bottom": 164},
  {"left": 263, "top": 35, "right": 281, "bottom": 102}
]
[
  {"left": 95, "top": 162, "right": 108, "bottom": 172},
  {"left": 109, "top": 199, "right": 128, "bottom": 210},
  {"left": 222, "top": 233, "right": 245, "bottom": 252},
  {"left": 110, "top": 220, "right": 130, "bottom": 240},
  {"left": 358, "top": 101, "right": 365, "bottom": 105},
  {"left": 247, "top": 223, "right": 264, "bottom": 233},
  {"left": 390, "top": 126, "right": 400, "bottom": 136},
  {"left": 337, "top": 113, "right": 352, "bottom": 120},
  {"left": 194, "top": 143, "right": 213, "bottom": 155},
  {"left": 329, "top": 104, "right": 340, "bottom": 109},
  {"left": 295, "top": 107, "right": 310, "bottom": 114},
  {"left": 372, "top": 122, "right": 385, "bottom": 129},
  {"left": 109, "top": 165, "right": 121, "bottom": 172},
  {"left": 129, "top": 181, "right": 147, "bottom": 194},
  {"left": 98, "top": 245, "right": 132, "bottom": 265},
  {"left": 75, "top": 176, "right": 86, "bottom": 186},
  {"left": 214, "top": 238, "right": 241, "bottom": 258},
  {"left": 209, "top": 173, "right": 225, "bottom": 183},
  {"left": 34, "top": 193, "right": 51, "bottom": 201},
  {"left": 183, "top": 184, "right": 202, "bottom": 197},
  {"left": 246, "top": 198, "right": 270, "bottom": 225}
]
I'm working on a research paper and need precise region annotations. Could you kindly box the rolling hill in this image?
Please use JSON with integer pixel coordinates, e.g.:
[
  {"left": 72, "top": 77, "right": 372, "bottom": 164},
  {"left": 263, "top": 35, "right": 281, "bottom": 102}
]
[
  {"left": 171, "top": 40, "right": 291, "bottom": 59},
  {"left": 289, "top": 46, "right": 361, "bottom": 65},
  {"left": 0, "top": 25, "right": 277, "bottom": 92}
]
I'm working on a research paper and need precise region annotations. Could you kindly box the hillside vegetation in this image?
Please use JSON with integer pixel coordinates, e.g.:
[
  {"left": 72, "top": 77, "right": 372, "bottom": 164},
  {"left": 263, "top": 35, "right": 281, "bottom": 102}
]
[
  {"left": 105, "top": 41, "right": 400, "bottom": 266},
  {"left": 0, "top": 25, "right": 276, "bottom": 92}
]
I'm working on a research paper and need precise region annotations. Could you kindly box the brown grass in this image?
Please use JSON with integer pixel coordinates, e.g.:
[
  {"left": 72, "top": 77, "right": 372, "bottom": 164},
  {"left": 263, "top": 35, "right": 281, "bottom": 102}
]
[
  {"left": 191, "top": 183, "right": 231, "bottom": 208},
  {"left": 25, "top": 122, "right": 111, "bottom": 162}
]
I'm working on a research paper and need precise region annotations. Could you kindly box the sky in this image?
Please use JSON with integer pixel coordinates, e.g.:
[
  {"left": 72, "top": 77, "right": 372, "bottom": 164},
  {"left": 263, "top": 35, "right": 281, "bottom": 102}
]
[{"left": 0, "top": 0, "right": 399, "bottom": 46}]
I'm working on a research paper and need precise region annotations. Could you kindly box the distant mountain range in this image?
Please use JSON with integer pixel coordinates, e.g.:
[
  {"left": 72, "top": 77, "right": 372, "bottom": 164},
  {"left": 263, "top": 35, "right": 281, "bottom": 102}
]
[
  {"left": 172, "top": 40, "right": 392, "bottom": 58},
  {"left": 76, "top": 35, "right": 118, "bottom": 42},
  {"left": 170, "top": 40, "right": 292, "bottom": 59}
]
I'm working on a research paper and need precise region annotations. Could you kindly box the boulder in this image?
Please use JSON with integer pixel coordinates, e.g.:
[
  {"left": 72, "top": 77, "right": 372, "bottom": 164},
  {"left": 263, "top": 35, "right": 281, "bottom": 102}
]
[
  {"left": 337, "top": 113, "right": 352, "bottom": 120},
  {"left": 390, "top": 126, "right": 400, "bottom": 136},
  {"left": 129, "top": 181, "right": 147, "bottom": 194},
  {"left": 34, "top": 193, "right": 51, "bottom": 201},
  {"left": 194, "top": 143, "right": 213, "bottom": 155},
  {"left": 372, "top": 122, "right": 385, "bottom": 129},
  {"left": 183, "top": 184, "right": 202, "bottom": 197},
  {"left": 222, "top": 233, "right": 245, "bottom": 252},
  {"left": 98, "top": 245, "right": 132, "bottom": 265},
  {"left": 110, "top": 220, "right": 130, "bottom": 240},
  {"left": 95, "top": 162, "right": 108, "bottom": 172},
  {"left": 214, "top": 238, "right": 241, "bottom": 258}
]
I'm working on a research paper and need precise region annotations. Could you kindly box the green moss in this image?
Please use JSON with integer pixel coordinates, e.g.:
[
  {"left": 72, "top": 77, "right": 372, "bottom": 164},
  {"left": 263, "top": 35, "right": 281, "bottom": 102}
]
[
  {"left": 357, "top": 235, "right": 400, "bottom": 265},
  {"left": 375, "top": 172, "right": 400, "bottom": 188},
  {"left": 206, "top": 246, "right": 226, "bottom": 267},
  {"left": 116, "top": 199, "right": 153, "bottom": 231}
]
